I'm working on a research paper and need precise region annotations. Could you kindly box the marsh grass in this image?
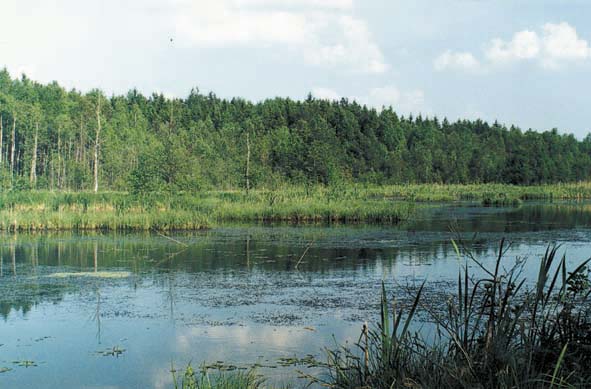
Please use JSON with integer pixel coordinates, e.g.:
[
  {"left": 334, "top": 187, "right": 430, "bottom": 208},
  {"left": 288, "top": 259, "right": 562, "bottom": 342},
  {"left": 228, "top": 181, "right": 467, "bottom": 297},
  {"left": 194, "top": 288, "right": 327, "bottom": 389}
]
[
  {"left": 172, "top": 365, "right": 265, "bottom": 389},
  {"left": 313, "top": 239, "right": 591, "bottom": 388},
  {"left": 0, "top": 189, "right": 415, "bottom": 231},
  {"left": 1, "top": 182, "right": 590, "bottom": 230},
  {"left": 365, "top": 182, "right": 591, "bottom": 202}
]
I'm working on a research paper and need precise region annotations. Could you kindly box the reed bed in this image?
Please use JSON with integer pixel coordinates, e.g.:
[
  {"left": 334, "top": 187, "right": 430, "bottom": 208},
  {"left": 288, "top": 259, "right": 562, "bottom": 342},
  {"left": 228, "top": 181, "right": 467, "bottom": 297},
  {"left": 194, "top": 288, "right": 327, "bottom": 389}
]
[
  {"left": 312, "top": 240, "right": 591, "bottom": 388},
  {"left": 362, "top": 182, "right": 591, "bottom": 202},
  {"left": 0, "top": 182, "right": 590, "bottom": 230},
  {"left": 0, "top": 189, "right": 415, "bottom": 231}
]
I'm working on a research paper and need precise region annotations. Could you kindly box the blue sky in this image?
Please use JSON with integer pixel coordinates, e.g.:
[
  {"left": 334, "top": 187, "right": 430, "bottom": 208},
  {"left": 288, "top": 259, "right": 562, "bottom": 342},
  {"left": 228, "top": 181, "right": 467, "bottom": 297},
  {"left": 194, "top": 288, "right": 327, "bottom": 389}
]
[{"left": 1, "top": 0, "right": 590, "bottom": 136}]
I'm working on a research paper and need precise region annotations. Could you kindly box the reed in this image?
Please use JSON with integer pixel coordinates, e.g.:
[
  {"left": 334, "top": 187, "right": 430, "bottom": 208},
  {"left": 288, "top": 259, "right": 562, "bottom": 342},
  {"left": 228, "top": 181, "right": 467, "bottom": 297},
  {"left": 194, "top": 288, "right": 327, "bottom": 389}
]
[{"left": 172, "top": 364, "right": 265, "bottom": 389}]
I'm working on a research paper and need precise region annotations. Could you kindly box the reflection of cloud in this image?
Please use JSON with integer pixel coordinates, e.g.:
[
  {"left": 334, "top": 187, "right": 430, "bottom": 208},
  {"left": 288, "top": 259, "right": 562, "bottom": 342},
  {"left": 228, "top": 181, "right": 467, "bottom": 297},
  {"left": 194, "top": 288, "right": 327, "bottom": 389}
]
[
  {"left": 175, "top": 325, "right": 308, "bottom": 354},
  {"left": 153, "top": 366, "right": 175, "bottom": 389}
]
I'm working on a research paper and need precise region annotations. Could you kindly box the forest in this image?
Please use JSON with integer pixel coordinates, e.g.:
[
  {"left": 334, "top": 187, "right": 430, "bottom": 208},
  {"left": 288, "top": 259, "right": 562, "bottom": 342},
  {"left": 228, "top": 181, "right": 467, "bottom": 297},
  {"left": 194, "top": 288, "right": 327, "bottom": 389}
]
[{"left": 0, "top": 68, "right": 589, "bottom": 194}]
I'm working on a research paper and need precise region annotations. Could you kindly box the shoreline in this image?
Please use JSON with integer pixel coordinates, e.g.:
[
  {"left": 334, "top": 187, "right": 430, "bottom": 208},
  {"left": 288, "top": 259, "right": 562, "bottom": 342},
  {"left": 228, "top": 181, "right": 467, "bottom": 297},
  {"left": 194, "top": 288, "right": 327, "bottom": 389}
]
[{"left": 0, "top": 183, "right": 590, "bottom": 231}]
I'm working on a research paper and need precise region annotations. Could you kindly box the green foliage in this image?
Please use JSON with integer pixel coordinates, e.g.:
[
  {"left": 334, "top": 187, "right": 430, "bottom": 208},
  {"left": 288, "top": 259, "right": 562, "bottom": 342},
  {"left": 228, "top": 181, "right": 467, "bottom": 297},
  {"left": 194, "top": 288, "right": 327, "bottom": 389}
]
[
  {"left": 172, "top": 364, "right": 265, "bottom": 389},
  {"left": 0, "top": 69, "right": 590, "bottom": 192},
  {"left": 129, "top": 146, "right": 166, "bottom": 194}
]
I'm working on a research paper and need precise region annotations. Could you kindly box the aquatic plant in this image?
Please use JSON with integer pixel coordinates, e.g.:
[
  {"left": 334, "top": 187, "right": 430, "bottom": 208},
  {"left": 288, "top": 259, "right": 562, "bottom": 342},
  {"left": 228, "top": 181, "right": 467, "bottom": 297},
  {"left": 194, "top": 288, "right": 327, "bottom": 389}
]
[
  {"left": 313, "top": 240, "right": 591, "bottom": 388},
  {"left": 172, "top": 364, "right": 265, "bottom": 389}
]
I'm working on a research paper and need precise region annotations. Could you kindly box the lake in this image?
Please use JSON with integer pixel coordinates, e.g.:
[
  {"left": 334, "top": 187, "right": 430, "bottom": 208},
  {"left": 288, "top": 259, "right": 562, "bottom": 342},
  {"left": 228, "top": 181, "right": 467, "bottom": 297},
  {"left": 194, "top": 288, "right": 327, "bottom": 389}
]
[{"left": 1, "top": 201, "right": 591, "bottom": 388}]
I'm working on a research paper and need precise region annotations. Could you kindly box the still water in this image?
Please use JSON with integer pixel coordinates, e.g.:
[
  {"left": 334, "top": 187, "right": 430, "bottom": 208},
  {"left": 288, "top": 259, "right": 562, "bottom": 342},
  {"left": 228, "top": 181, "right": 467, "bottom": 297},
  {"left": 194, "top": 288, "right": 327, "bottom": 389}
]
[{"left": 1, "top": 202, "right": 591, "bottom": 388}]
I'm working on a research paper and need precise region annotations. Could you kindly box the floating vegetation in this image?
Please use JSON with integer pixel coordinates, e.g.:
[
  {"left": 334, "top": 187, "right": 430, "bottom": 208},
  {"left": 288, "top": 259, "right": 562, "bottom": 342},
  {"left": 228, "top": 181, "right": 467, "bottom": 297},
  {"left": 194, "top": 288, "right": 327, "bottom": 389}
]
[
  {"left": 47, "top": 271, "right": 131, "bottom": 279},
  {"left": 276, "top": 354, "right": 325, "bottom": 368},
  {"left": 12, "top": 360, "right": 37, "bottom": 368},
  {"left": 33, "top": 336, "right": 52, "bottom": 342},
  {"left": 203, "top": 362, "right": 240, "bottom": 371},
  {"left": 97, "top": 346, "right": 126, "bottom": 357},
  {"left": 195, "top": 354, "right": 325, "bottom": 373}
]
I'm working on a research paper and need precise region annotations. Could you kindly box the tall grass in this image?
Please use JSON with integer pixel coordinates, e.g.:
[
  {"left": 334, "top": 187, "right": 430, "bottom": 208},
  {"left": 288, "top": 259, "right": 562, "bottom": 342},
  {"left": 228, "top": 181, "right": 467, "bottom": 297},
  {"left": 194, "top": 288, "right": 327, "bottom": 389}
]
[
  {"left": 366, "top": 182, "right": 591, "bottom": 202},
  {"left": 1, "top": 182, "right": 591, "bottom": 230},
  {"left": 172, "top": 365, "right": 265, "bottom": 389},
  {"left": 0, "top": 189, "right": 415, "bottom": 230},
  {"left": 170, "top": 364, "right": 297, "bottom": 389},
  {"left": 314, "top": 240, "right": 591, "bottom": 388}
]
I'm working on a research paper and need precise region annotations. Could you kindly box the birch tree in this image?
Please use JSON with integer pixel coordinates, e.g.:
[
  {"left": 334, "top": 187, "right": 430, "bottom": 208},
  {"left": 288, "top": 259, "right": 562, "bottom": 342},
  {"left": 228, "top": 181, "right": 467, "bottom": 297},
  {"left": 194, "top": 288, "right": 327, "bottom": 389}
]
[{"left": 28, "top": 104, "right": 42, "bottom": 188}]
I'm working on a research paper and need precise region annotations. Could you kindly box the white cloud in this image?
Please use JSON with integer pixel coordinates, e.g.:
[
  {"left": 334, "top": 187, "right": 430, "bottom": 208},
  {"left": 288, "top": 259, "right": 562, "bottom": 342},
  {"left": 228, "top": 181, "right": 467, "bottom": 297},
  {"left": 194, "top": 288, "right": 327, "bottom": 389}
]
[
  {"left": 312, "top": 87, "right": 341, "bottom": 100},
  {"left": 436, "top": 22, "right": 591, "bottom": 72},
  {"left": 301, "top": 15, "right": 389, "bottom": 74},
  {"left": 174, "top": 0, "right": 388, "bottom": 73},
  {"left": 485, "top": 30, "right": 540, "bottom": 62},
  {"left": 434, "top": 50, "right": 480, "bottom": 71},
  {"left": 312, "top": 85, "right": 425, "bottom": 115},
  {"left": 175, "top": 3, "right": 309, "bottom": 47},
  {"left": 541, "top": 22, "right": 591, "bottom": 67},
  {"left": 236, "top": 0, "right": 353, "bottom": 10},
  {"left": 363, "top": 86, "right": 424, "bottom": 114}
]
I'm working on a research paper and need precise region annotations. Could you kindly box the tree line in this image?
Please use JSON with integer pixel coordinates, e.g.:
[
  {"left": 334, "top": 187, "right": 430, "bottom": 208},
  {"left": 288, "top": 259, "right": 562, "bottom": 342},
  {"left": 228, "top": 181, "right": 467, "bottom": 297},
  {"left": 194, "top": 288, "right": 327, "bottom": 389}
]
[{"left": 0, "top": 69, "right": 589, "bottom": 193}]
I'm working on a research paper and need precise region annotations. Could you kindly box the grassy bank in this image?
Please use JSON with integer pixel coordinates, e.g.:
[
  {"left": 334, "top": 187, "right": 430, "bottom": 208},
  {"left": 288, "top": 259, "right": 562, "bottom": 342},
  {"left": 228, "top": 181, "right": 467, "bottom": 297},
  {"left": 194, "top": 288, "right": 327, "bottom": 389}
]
[
  {"left": 0, "top": 189, "right": 415, "bottom": 231},
  {"left": 1, "top": 182, "right": 590, "bottom": 231},
  {"left": 362, "top": 181, "right": 591, "bottom": 202}
]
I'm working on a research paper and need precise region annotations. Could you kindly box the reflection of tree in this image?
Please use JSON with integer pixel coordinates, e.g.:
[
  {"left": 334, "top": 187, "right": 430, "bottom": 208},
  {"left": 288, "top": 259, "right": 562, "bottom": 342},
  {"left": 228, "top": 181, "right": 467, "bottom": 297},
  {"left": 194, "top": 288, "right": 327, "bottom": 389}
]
[
  {"left": 404, "top": 203, "right": 591, "bottom": 233},
  {"left": 11, "top": 240, "right": 16, "bottom": 276},
  {"left": 0, "top": 225, "right": 552, "bottom": 279},
  {"left": 94, "top": 241, "right": 98, "bottom": 273},
  {"left": 166, "top": 271, "right": 176, "bottom": 322},
  {"left": 92, "top": 240, "right": 102, "bottom": 343},
  {"left": 0, "top": 282, "right": 67, "bottom": 320},
  {"left": 91, "top": 287, "right": 102, "bottom": 344},
  {"left": 246, "top": 234, "right": 250, "bottom": 268}
]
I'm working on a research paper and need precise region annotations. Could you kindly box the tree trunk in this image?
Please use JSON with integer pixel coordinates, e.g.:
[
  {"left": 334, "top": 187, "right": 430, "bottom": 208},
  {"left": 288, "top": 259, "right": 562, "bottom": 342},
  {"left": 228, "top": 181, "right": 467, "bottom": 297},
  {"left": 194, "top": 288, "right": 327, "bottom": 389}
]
[
  {"left": 57, "top": 126, "right": 61, "bottom": 189},
  {"left": 50, "top": 155, "right": 54, "bottom": 191},
  {"left": 10, "top": 115, "right": 15, "bottom": 178},
  {"left": 30, "top": 122, "right": 38, "bottom": 187},
  {"left": 245, "top": 131, "right": 250, "bottom": 193},
  {"left": 94, "top": 96, "right": 101, "bottom": 193},
  {"left": 0, "top": 114, "right": 3, "bottom": 170}
]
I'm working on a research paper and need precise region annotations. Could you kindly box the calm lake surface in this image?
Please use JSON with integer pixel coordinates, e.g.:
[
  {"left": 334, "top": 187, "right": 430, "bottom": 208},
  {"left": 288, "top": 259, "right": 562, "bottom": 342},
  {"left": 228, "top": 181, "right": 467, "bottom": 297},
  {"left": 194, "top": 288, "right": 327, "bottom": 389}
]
[{"left": 1, "top": 202, "right": 591, "bottom": 388}]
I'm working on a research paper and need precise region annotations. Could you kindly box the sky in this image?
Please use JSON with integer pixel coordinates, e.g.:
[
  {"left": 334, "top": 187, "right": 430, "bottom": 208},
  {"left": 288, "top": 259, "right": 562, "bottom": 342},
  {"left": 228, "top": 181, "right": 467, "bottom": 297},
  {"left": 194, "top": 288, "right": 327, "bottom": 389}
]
[{"left": 1, "top": 0, "right": 590, "bottom": 137}]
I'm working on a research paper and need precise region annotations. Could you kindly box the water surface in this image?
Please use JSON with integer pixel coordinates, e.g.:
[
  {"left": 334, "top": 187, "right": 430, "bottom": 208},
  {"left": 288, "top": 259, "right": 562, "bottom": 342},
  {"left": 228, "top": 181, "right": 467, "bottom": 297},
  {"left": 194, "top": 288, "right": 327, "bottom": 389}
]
[{"left": 1, "top": 201, "right": 591, "bottom": 388}]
